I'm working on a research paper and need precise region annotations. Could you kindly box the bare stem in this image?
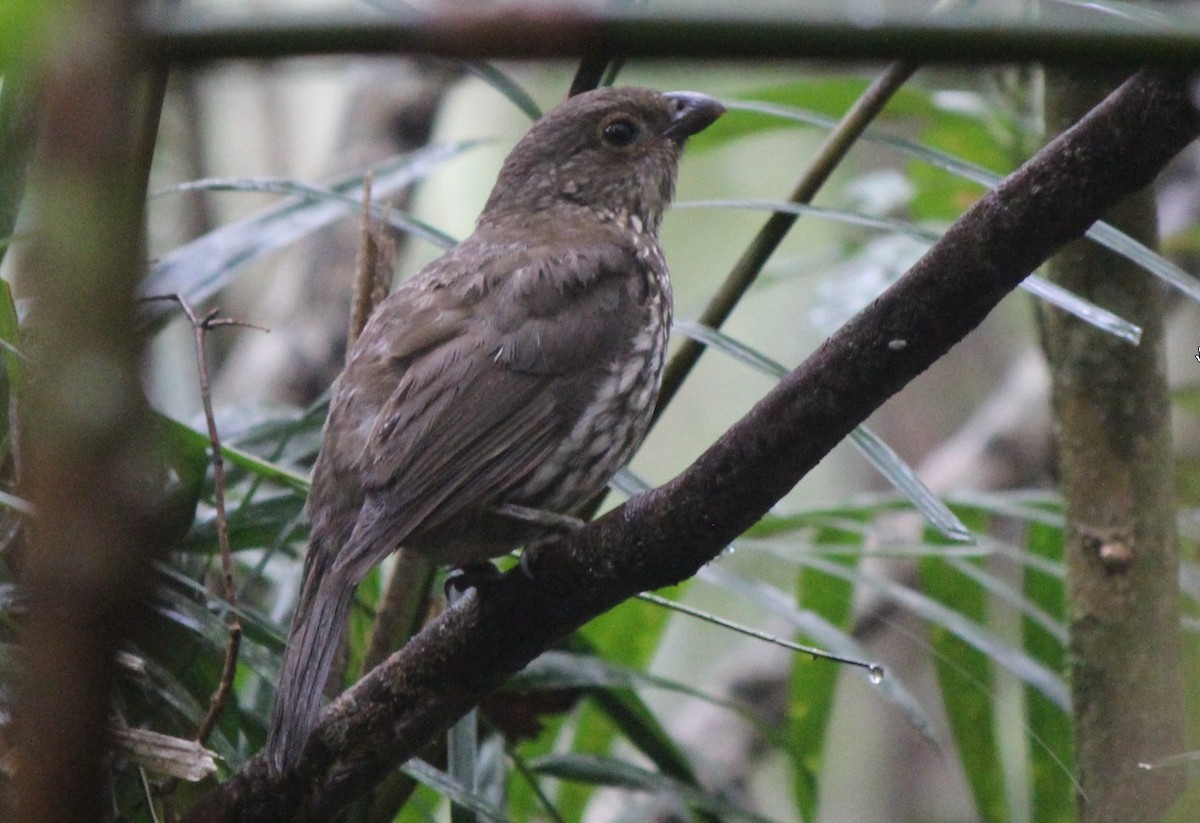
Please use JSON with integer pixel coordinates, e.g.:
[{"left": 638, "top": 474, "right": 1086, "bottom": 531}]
[
  {"left": 151, "top": 295, "right": 249, "bottom": 747},
  {"left": 655, "top": 60, "right": 919, "bottom": 419}
]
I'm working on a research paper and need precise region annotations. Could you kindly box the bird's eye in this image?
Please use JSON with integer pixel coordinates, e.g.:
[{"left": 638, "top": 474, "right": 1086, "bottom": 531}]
[{"left": 600, "top": 117, "right": 639, "bottom": 147}]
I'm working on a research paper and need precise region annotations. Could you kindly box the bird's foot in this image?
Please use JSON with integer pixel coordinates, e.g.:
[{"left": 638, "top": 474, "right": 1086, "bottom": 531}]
[
  {"left": 493, "top": 503, "right": 586, "bottom": 535},
  {"left": 518, "top": 531, "right": 580, "bottom": 580},
  {"left": 493, "top": 505, "right": 590, "bottom": 580},
  {"left": 444, "top": 562, "right": 501, "bottom": 601}
]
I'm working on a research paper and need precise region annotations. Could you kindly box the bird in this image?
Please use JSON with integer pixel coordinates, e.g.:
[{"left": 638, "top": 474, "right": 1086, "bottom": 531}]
[{"left": 265, "top": 86, "right": 724, "bottom": 773}]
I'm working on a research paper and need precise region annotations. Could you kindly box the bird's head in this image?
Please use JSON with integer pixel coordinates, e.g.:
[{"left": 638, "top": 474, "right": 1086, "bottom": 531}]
[{"left": 479, "top": 87, "right": 724, "bottom": 234}]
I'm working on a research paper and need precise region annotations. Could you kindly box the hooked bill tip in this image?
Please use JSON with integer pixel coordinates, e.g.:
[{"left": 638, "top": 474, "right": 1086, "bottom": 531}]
[{"left": 662, "top": 91, "right": 725, "bottom": 139}]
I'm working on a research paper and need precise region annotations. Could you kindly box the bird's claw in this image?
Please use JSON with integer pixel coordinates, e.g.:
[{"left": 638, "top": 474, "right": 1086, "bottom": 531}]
[{"left": 444, "top": 562, "right": 501, "bottom": 601}]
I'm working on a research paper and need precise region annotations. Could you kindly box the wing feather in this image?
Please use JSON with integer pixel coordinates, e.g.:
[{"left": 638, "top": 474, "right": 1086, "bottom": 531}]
[{"left": 319, "top": 230, "right": 650, "bottom": 576}]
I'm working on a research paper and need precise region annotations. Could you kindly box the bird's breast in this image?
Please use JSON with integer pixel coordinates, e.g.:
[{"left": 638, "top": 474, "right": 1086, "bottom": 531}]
[{"left": 517, "top": 251, "right": 672, "bottom": 514}]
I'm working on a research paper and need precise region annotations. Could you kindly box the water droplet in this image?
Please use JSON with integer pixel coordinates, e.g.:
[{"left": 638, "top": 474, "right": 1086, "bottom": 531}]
[{"left": 867, "top": 665, "right": 885, "bottom": 685}]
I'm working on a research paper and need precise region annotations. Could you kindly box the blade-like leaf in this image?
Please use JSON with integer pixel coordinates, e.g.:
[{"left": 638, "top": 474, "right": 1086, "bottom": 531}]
[
  {"left": 158, "top": 414, "right": 309, "bottom": 495},
  {"left": 674, "top": 319, "right": 973, "bottom": 540},
  {"left": 458, "top": 60, "right": 542, "bottom": 120},
  {"left": 943, "top": 556, "right": 1067, "bottom": 644},
  {"left": 511, "top": 651, "right": 758, "bottom": 724},
  {"left": 530, "top": 753, "right": 776, "bottom": 823},
  {"left": 700, "top": 564, "right": 938, "bottom": 747},
  {"left": 590, "top": 689, "right": 700, "bottom": 787},
  {"left": 1023, "top": 520, "right": 1076, "bottom": 822},
  {"left": 920, "top": 552, "right": 1010, "bottom": 823},
  {"left": 788, "top": 531, "right": 858, "bottom": 821},
  {"left": 1045, "top": 0, "right": 1181, "bottom": 28},
  {"left": 796, "top": 554, "right": 1071, "bottom": 710},
  {"left": 639, "top": 590, "right": 877, "bottom": 670},
  {"left": 849, "top": 425, "right": 973, "bottom": 542},
  {"left": 946, "top": 490, "right": 1066, "bottom": 530},
  {"left": 559, "top": 596, "right": 678, "bottom": 821},
  {"left": 402, "top": 759, "right": 514, "bottom": 823},
  {"left": 356, "top": 0, "right": 542, "bottom": 119},
  {"left": 161, "top": 175, "right": 455, "bottom": 249},
  {"left": 678, "top": 200, "right": 1142, "bottom": 344},
  {"left": 0, "top": 278, "right": 23, "bottom": 395},
  {"left": 138, "top": 142, "right": 477, "bottom": 330},
  {"left": 723, "top": 97, "right": 1200, "bottom": 306}
]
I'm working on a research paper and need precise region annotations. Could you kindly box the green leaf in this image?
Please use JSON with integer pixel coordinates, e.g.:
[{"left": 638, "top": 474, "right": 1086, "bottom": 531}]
[
  {"left": 674, "top": 320, "right": 973, "bottom": 541},
  {"left": 158, "top": 414, "right": 310, "bottom": 495},
  {"left": 0, "top": 73, "right": 37, "bottom": 271},
  {"left": 789, "top": 530, "right": 858, "bottom": 821},
  {"left": 162, "top": 176, "right": 456, "bottom": 250},
  {"left": 184, "top": 492, "right": 305, "bottom": 555},
  {"left": 138, "top": 143, "right": 478, "bottom": 331},
  {"left": 1023, "top": 520, "right": 1076, "bottom": 823},
  {"left": 678, "top": 201, "right": 1143, "bottom": 345},
  {"left": 150, "top": 414, "right": 212, "bottom": 545},
  {"left": 510, "top": 651, "right": 757, "bottom": 723},
  {"left": 721, "top": 97, "right": 1200, "bottom": 306},
  {"left": 0, "top": 0, "right": 49, "bottom": 71},
  {"left": 555, "top": 593, "right": 678, "bottom": 819},
  {"left": 0, "top": 278, "right": 22, "bottom": 458},
  {"left": 942, "top": 556, "right": 1067, "bottom": 645},
  {"left": 947, "top": 491, "right": 1066, "bottom": 531},
  {"left": 1049, "top": 0, "right": 1183, "bottom": 27},
  {"left": 920, "top": 552, "right": 1009, "bottom": 823},
  {"left": 906, "top": 159, "right": 988, "bottom": 221},
  {"left": 402, "top": 759, "right": 514, "bottom": 823},
  {"left": 1161, "top": 778, "right": 1200, "bottom": 823},
  {"left": 1173, "top": 383, "right": 1200, "bottom": 419},
  {"left": 530, "top": 753, "right": 775, "bottom": 823},
  {"left": 0, "top": 280, "right": 22, "bottom": 388},
  {"left": 590, "top": 689, "right": 699, "bottom": 787},
  {"left": 458, "top": 61, "right": 542, "bottom": 120},
  {"left": 693, "top": 77, "right": 938, "bottom": 152},
  {"left": 508, "top": 647, "right": 786, "bottom": 822},
  {"left": 701, "top": 564, "right": 936, "bottom": 747},
  {"left": 849, "top": 425, "right": 973, "bottom": 542},
  {"left": 797, "top": 554, "right": 1069, "bottom": 710}
]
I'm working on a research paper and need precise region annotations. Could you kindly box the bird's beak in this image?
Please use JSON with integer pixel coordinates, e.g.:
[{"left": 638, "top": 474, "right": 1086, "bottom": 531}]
[{"left": 662, "top": 91, "right": 726, "bottom": 141}]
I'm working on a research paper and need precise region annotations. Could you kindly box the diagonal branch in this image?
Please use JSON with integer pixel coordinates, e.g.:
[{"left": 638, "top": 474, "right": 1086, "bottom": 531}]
[{"left": 181, "top": 68, "right": 1200, "bottom": 823}]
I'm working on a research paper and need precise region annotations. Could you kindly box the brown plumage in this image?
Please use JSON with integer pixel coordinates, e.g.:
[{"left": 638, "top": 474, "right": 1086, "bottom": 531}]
[{"left": 266, "top": 86, "right": 724, "bottom": 772}]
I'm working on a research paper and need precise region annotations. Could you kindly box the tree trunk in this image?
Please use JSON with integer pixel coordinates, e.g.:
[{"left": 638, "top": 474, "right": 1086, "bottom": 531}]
[
  {"left": 1040, "top": 67, "right": 1186, "bottom": 823},
  {"left": 13, "top": 1, "right": 165, "bottom": 820}
]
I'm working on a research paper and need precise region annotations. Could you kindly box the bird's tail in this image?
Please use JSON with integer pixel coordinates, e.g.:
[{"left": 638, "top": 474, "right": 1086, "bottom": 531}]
[{"left": 265, "top": 559, "right": 356, "bottom": 774}]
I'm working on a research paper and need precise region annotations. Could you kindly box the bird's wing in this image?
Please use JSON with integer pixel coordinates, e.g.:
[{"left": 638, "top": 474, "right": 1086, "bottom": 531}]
[{"left": 327, "top": 237, "right": 651, "bottom": 576}]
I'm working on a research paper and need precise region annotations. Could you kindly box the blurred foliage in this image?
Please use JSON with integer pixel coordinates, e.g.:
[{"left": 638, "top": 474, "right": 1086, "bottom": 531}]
[{"left": 0, "top": 0, "right": 49, "bottom": 73}]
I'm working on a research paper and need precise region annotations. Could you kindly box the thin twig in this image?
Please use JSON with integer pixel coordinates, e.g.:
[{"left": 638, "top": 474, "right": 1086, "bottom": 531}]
[
  {"left": 139, "top": 766, "right": 164, "bottom": 823},
  {"left": 348, "top": 172, "right": 397, "bottom": 356},
  {"left": 568, "top": 54, "right": 610, "bottom": 97},
  {"left": 348, "top": 173, "right": 376, "bottom": 355},
  {"left": 188, "top": 306, "right": 243, "bottom": 746},
  {"left": 566, "top": 0, "right": 646, "bottom": 96},
  {"left": 637, "top": 592, "right": 881, "bottom": 677},
  {"left": 144, "top": 294, "right": 253, "bottom": 746}
]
